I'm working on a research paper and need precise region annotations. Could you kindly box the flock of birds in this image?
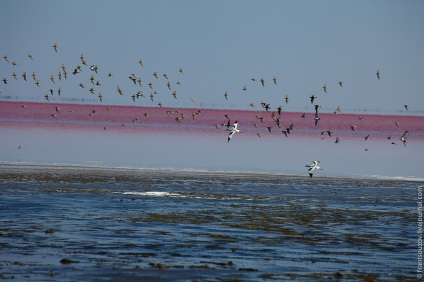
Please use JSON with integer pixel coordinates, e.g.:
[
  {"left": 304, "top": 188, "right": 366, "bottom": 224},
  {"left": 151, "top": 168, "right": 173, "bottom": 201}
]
[{"left": 1, "top": 42, "right": 413, "bottom": 177}]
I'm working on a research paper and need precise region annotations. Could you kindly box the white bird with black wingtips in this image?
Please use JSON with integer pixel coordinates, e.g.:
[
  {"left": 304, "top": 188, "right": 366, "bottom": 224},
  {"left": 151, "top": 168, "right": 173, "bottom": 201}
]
[
  {"left": 227, "top": 120, "right": 242, "bottom": 142},
  {"left": 305, "top": 160, "right": 323, "bottom": 178}
]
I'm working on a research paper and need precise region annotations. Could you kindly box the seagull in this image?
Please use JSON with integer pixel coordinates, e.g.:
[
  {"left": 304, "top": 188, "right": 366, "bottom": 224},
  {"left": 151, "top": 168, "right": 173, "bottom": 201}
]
[
  {"left": 227, "top": 120, "right": 241, "bottom": 142},
  {"left": 305, "top": 161, "right": 323, "bottom": 178},
  {"left": 314, "top": 104, "right": 320, "bottom": 127}
]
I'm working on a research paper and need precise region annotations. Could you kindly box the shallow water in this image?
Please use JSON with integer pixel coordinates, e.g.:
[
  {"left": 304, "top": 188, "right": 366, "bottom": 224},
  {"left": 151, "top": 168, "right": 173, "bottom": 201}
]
[{"left": 0, "top": 164, "right": 421, "bottom": 281}]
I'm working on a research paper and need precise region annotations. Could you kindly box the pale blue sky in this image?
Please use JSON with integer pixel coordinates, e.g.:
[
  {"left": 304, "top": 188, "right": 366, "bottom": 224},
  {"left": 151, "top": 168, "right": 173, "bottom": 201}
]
[{"left": 1, "top": 0, "right": 424, "bottom": 114}]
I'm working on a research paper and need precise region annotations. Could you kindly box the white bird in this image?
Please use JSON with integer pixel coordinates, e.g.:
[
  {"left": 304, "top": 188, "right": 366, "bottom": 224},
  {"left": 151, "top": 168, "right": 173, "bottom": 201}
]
[
  {"left": 314, "top": 105, "right": 320, "bottom": 127},
  {"left": 227, "top": 120, "right": 241, "bottom": 142},
  {"left": 305, "top": 160, "right": 323, "bottom": 178}
]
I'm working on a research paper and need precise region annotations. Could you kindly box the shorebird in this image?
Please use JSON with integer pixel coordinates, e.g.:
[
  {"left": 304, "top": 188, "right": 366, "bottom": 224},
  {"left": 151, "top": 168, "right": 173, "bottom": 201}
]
[
  {"left": 273, "top": 76, "right": 277, "bottom": 85},
  {"left": 404, "top": 104, "right": 409, "bottom": 111},
  {"left": 179, "top": 67, "right": 184, "bottom": 75},
  {"left": 350, "top": 124, "right": 356, "bottom": 131},
  {"left": 28, "top": 54, "right": 33, "bottom": 60},
  {"left": 285, "top": 95, "right": 289, "bottom": 104},
  {"left": 338, "top": 80, "right": 343, "bottom": 87},
  {"left": 309, "top": 95, "right": 317, "bottom": 104},
  {"left": 53, "top": 42, "right": 58, "bottom": 53},
  {"left": 314, "top": 105, "right": 320, "bottom": 127},
  {"left": 224, "top": 92, "right": 229, "bottom": 100},
  {"left": 335, "top": 137, "right": 340, "bottom": 143},
  {"left": 376, "top": 69, "right": 380, "bottom": 80},
  {"left": 22, "top": 72, "right": 27, "bottom": 81},
  {"left": 277, "top": 106, "right": 283, "bottom": 115},
  {"left": 227, "top": 120, "right": 241, "bottom": 142},
  {"left": 400, "top": 131, "right": 408, "bottom": 142},
  {"left": 260, "top": 78, "right": 265, "bottom": 87},
  {"left": 322, "top": 84, "right": 327, "bottom": 93},
  {"left": 305, "top": 161, "right": 323, "bottom": 178}
]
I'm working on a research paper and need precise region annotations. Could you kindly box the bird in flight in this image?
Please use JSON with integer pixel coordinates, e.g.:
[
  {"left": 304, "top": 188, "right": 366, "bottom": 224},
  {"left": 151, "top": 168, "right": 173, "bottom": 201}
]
[
  {"left": 305, "top": 160, "right": 323, "bottom": 178},
  {"left": 314, "top": 105, "right": 320, "bottom": 127},
  {"left": 227, "top": 120, "right": 241, "bottom": 142},
  {"left": 53, "top": 42, "right": 58, "bottom": 53}
]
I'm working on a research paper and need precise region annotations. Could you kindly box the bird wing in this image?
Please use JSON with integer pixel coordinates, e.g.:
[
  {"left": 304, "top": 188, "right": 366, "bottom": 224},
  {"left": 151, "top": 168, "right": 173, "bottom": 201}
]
[{"left": 228, "top": 130, "right": 236, "bottom": 142}]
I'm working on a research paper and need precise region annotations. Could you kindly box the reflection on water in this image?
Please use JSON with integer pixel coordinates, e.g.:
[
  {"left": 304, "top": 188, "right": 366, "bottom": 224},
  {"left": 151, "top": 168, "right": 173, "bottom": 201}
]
[{"left": 0, "top": 164, "right": 420, "bottom": 281}]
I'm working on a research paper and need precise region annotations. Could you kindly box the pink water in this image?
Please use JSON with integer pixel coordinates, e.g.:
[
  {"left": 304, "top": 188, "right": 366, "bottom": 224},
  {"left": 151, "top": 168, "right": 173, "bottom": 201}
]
[{"left": 1, "top": 101, "right": 423, "bottom": 178}]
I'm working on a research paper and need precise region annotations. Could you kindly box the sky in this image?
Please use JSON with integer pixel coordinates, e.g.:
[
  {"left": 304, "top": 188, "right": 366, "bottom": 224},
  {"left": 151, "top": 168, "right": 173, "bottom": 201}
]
[{"left": 1, "top": 0, "right": 424, "bottom": 115}]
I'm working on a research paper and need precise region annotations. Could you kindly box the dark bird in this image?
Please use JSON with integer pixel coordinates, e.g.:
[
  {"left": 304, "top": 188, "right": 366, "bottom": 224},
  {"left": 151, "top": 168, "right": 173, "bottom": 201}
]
[
  {"left": 322, "top": 84, "right": 327, "bottom": 93},
  {"left": 376, "top": 69, "right": 380, "bottom": 80},
  {"left": 338, "top": 80, "right": 343, "bottom": 87},
  {"left": 309, "top": 95, "right": 317, "bottom": 104},
  {"left": 53, "top": 42, "right": 58, "bottom": 53},
  {"left": 277, "top": 106, "right": 283, "bottom": 115},
  {"left": 272, "top": 76, "right": 277, "bottom": 85}
]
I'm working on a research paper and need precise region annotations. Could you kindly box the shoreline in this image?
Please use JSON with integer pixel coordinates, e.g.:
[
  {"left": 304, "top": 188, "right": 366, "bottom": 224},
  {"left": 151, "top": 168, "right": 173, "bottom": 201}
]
[{"left": 1, "top": 161, "right": 423, "bottom": 183}]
